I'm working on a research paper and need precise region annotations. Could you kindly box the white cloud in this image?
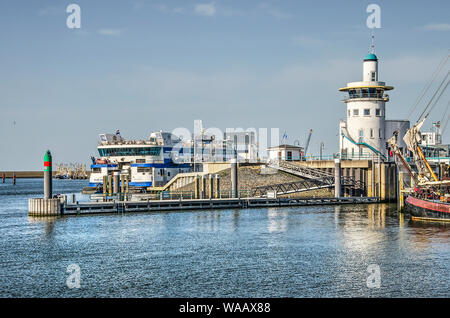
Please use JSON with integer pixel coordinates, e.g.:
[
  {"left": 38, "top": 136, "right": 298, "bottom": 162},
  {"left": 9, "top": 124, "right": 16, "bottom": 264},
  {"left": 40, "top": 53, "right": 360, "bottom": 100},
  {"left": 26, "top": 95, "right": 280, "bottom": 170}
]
[
  {"left": 423, "top": 23, "right": 450, "bottom": 31},
  {"left": 153, "top": 4, "right": 184, "bottom": 14},
  {"left": 97, "top": 29, "right": 125, "bottom": 36},
  {"left": 259, "top": 2, "right": 292, "bottom": 20},
  {"left": 194, "top": 3, "right": 216, "bottom": 17}
]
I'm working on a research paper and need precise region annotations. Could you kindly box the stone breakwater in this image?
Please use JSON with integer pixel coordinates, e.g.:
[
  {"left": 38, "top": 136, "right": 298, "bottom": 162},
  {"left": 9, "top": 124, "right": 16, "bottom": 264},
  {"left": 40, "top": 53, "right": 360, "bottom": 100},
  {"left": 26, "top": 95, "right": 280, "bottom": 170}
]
[{"left": 177, "top": 165, "right": 333, "bottom": 198}]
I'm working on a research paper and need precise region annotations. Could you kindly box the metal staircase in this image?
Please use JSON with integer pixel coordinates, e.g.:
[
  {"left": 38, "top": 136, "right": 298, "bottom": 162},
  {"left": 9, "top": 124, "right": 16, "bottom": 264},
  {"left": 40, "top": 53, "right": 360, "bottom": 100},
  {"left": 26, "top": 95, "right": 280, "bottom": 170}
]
[
  {"left": 267, "top": 160, "right": 333, "bottom": 180},
  {"left": 258, "top": 160, "right": 364, "bottom": 197}
]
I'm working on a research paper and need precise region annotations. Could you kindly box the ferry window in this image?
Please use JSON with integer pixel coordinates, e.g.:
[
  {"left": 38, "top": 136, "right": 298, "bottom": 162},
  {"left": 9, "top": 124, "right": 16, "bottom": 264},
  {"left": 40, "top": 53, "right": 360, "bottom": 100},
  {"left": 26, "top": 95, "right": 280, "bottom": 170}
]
[
  {"left": 364, "top": 109, "right": 370, "bottom": 116},
  {"left": 136, "top": 159, "right": 145, "bottom": 163},
  {"left": 92, "top": 168, "right": 101, "bottom": 173},
  {"left": 137, "top": 167, "right": 151, "bottom": 173},
  {"left": 98, "top": 147, "right": 161, "bottom": 157},
  {"left": 353, "top": 109, "right": 359, "bottom": 116},
  {"left": 168, "top": 172, "right": 170, "bottom": 177},
  {"left": 375, "top": 109, "right": 381, "bottom": 116}
]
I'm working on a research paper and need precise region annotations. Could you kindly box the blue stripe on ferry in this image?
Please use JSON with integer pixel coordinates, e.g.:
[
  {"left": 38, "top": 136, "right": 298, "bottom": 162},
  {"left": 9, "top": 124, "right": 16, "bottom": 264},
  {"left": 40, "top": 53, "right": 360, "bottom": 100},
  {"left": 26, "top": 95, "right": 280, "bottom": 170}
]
[
  {"left": 131, "top": 161, "right": 191, "bottom": 168},
  {"left": 89, "top": 183, "right": 101, "bottom": 187},
  {"left": 130, "top": 163, "right": 153, "bottom": 167},
  {"left": 90, "top": 164, "right": 118, "bottom": 168},
  {"left": 129, "top": 182, "right": 152, "bottom": 187}
]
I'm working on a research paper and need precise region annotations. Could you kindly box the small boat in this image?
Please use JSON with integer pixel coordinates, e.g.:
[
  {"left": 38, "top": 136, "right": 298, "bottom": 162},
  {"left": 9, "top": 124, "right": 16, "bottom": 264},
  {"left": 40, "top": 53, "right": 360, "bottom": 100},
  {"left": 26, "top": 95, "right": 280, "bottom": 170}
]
[
  {"left": 405, "top": 195, "right": 450, "bottom": 222},
  {"left": 387, "top": 54, "right": 449, "bottom": 222}
]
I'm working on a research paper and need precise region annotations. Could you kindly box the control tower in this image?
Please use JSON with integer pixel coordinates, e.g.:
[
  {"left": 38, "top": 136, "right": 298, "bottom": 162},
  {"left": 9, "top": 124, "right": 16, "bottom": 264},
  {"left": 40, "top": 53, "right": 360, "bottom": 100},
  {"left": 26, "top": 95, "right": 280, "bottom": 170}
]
[{"left": 338, "top": 51, "right": 394, "bottom": 160}]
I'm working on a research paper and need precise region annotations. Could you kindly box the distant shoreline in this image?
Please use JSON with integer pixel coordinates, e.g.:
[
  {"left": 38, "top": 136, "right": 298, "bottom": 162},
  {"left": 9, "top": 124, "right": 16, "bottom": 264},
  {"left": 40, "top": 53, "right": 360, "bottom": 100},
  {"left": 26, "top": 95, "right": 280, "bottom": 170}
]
[{"left": 0, "top": 171, "right": 90, "bottom": 178}]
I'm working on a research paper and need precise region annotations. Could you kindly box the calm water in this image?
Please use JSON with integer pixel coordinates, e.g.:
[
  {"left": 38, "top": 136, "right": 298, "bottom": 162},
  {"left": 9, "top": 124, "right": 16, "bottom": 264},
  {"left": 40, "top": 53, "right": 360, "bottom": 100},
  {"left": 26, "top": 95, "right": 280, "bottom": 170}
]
[{"left": 0, "top": 179, "right": 449, "bottom": 298}]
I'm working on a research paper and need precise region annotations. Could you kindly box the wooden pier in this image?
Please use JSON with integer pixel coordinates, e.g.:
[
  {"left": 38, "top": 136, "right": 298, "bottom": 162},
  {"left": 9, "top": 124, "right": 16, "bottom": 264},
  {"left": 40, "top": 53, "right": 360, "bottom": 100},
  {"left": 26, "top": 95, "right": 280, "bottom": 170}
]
[{"left": 61, "top": 196, "right": 380, "bottom": 216}]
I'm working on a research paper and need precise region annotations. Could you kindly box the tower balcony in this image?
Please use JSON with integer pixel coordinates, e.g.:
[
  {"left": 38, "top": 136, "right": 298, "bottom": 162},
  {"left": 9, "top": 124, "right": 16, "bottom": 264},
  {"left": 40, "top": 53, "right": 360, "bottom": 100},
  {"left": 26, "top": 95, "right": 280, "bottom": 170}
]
[{"left": 342, "top": 94, "right": 389, "bottom": 103}]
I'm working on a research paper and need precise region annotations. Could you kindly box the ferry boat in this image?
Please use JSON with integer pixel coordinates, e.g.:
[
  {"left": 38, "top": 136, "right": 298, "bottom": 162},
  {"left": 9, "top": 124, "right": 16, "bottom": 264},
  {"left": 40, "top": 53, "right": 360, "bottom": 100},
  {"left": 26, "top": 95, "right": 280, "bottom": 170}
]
[{"left": 87, "top": 131, "right": 193, "bottom": 192}]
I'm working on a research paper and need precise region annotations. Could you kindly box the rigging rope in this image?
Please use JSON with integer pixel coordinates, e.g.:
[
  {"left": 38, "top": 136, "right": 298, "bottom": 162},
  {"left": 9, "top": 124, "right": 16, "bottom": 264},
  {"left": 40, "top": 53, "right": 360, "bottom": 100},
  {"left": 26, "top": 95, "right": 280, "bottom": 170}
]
[
  {"left": 442, "top": 100, "right": 450, "bottom": 134},
  {"left": 407, "top": 53, "right": 449, "bottom": 121},
  {"left": 418, "top": 71, "right": 449, "bottom": 122}
]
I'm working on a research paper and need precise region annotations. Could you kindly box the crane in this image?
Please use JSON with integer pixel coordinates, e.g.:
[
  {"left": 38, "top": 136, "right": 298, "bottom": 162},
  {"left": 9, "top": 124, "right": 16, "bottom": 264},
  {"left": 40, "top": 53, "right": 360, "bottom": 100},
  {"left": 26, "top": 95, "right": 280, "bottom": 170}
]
[{"left": 304, "top": 129, "right": 313, "bottom": 157}]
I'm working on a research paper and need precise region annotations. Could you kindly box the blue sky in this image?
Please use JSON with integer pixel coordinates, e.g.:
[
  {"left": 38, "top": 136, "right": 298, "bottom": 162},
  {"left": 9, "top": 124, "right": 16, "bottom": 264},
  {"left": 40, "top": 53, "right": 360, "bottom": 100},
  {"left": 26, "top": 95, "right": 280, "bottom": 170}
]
[{"left": 0, "top": 0, "right": 449, "bottom": 170}]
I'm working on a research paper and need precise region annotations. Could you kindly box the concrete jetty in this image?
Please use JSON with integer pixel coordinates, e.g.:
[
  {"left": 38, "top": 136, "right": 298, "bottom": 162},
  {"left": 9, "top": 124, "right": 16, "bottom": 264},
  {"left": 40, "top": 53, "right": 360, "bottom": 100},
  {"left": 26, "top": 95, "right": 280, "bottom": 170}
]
[{"left": 61, "top": 196, "right": 379, "bottom": 216}]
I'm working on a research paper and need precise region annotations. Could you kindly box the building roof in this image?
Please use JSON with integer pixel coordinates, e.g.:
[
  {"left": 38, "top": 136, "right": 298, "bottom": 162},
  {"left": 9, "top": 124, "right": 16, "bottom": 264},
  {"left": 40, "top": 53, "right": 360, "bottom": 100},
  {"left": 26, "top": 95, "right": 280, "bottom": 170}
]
[
  {"left": 267, "top": 144, "right": 303, "bottom": 150},
  {"left": 364, "top": 53, "right": 378, "bottom": 61}
]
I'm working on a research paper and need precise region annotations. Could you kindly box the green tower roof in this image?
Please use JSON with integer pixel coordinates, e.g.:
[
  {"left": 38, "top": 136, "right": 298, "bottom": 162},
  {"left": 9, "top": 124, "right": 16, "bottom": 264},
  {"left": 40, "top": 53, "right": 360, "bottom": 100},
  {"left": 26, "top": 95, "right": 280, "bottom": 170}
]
[{"left": 364, "top": 53, "right": 378, "bottom": 61}]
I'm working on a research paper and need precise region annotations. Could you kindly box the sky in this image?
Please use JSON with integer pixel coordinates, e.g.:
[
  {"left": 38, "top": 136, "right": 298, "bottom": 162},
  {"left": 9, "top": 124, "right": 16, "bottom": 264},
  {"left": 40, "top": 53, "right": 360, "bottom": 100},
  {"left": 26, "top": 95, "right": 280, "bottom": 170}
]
[{"left": 0, "top": 0, "right": 449, "bottom": 170}]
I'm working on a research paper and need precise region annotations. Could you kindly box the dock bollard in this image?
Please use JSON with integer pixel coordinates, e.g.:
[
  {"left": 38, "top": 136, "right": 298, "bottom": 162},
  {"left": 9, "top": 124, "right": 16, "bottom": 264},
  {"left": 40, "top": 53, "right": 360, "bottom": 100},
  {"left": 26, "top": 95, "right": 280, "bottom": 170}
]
[
  {"left": 231, "top": 158, "right": 238, "bottom": 198},
  {"left": 113, "top": 172, "right": 120, "bottom": 196},
  {"left": 120, "top": 174, "right": 124, "bottom": 196},
  {"left": 28, "top": 150, "right": 60, "bottom": 216},
  {"left": 209, "top": 174, "right": 214, "bottom": 198},
  {"left": 334, "top": 159, "right": 342, "bottom": 198},
  {"left": 194, "top": 175, "right": 200, "bottom": 199},
  {"left": 201, "top": 175, "right": 206, "bottom": 199},
  {"left": 13, "top": 172, "right": 16, "bottom": 185},
  {"left": 215, "top": 174, "right": 220, "bottom": 199},
  {"left": 108, "top": 174, "right": 112, "bottom": 197},
  {"left": 103, "top": 175, "right": 107, "bottom": 200},
  {"left": 44, "top": 151, "right": 52, "bottom": 198}
]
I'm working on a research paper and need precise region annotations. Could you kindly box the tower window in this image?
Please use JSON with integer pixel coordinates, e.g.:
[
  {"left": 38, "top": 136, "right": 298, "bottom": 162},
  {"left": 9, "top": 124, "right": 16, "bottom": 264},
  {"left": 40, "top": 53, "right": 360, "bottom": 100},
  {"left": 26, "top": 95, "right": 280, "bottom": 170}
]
[
  {"left": 364, "top": 109, "right": 370, "bottom": 116},
  {"left": 375, "top": 109, "right": 381, "bottom": 116},
  {"left": 353, "top": 109, "right": 359, "bottom": 116},
  {"left": 370, "top": 128, "right": 374, "bottom": 138},
  {"left": 371, "top": 72, "right": 376, "bottom": 81},
  {"left": 359, "top": 129, "right": 364, "bottom": 137},
  {"left": 348, "top": 110, "right": 350, "bottom": 117},
  {"left": 379, "top": 129, "right": 382, "bottom": 139}
]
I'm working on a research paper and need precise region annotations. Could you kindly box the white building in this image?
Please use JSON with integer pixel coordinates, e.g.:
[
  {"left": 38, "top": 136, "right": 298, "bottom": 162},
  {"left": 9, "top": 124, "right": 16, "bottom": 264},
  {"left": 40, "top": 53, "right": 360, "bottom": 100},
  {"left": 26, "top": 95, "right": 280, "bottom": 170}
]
[
  {"left": 338, "top": 52, "right": 409, "bottom": 160},
  {"left": 267, "top": 144, "right": 304, "bottom": 161}
]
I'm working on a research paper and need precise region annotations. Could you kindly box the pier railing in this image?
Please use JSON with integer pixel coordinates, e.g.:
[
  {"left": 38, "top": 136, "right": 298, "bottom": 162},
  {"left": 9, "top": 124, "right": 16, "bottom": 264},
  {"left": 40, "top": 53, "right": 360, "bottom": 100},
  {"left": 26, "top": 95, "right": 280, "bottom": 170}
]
[{"left": 91, "top": 189, "right": 257, "bottom": 202}]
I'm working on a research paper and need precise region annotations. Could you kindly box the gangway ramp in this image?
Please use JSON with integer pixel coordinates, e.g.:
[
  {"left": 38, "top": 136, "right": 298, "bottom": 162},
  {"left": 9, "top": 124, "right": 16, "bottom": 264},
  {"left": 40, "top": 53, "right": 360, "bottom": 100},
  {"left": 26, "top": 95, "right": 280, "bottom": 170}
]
[
  {"left": 267, "top": 160, "right": 333, "bottom": 180},
  {"left": 261, "top": 160, "right": 364, "bottom": 197}
]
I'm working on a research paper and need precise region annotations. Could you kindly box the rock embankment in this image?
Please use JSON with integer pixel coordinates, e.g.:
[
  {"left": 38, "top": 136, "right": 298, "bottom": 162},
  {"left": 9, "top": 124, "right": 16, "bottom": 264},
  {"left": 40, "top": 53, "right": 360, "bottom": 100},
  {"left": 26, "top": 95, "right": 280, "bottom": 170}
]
[{"left": 176, "top": 164, "right": 333, "bottom": 197}]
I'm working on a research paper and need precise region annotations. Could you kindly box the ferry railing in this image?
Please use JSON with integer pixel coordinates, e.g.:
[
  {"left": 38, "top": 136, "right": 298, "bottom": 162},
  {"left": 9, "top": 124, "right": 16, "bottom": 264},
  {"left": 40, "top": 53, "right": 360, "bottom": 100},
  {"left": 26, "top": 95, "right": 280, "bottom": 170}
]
[{"left": 153, "top": 189, "right": 256, "bottom": 200}]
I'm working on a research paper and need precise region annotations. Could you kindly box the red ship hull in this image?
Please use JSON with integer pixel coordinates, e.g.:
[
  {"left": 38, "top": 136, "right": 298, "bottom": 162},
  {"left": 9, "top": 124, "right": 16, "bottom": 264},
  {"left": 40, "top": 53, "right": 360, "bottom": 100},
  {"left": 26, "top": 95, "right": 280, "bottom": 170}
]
[{"left": 405, "top": 196, "right": 450, "bottom": 222}]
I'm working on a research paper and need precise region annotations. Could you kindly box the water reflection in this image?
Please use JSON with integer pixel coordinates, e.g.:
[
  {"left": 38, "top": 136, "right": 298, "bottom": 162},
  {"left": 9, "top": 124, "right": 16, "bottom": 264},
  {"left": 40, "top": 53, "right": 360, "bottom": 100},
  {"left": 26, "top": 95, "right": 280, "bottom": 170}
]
[
  {"left": 267, "top": 208, "right": 288, "bottom": 233},
  {"left": 338, "top": 204, "right": 388, "bottom": 252},
  {"left": 194, "top": 210, "right": 221, "bottom": 232},
  {"left": 406, "top": 219, "right": 450, "bottom": 251},
  {"left": 367, "top": 204, "right": 386, "bottom": 229},
  {"left": 232, "top": 210, "right": 240, "bottom": 232},
  {"left": 28, "top": 216, "right": 58, "bottom": 239}
]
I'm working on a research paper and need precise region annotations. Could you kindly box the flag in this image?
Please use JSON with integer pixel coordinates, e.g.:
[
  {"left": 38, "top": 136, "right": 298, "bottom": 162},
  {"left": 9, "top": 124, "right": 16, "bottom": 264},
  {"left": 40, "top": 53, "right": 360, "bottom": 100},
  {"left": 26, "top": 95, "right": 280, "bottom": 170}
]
[{"left": 282, "top": 131, "right": 288, "bottom": 141}]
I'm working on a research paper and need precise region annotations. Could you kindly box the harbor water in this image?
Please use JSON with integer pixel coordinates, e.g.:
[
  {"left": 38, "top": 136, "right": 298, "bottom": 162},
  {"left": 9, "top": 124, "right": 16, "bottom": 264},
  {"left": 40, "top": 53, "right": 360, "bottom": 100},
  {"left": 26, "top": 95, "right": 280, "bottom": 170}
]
[{"left": 0, "top": 179, "right": 448, "bottom": 297}]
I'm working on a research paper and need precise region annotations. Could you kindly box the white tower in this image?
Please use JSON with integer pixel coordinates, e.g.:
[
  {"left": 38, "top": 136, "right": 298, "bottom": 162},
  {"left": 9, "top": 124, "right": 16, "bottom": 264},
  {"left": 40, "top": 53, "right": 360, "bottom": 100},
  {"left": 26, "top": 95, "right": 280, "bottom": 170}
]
[{"left": 338, "top": 51, "right": 393, "bottom": 160}]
